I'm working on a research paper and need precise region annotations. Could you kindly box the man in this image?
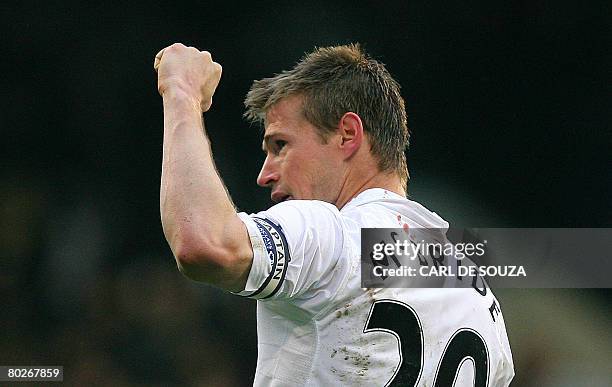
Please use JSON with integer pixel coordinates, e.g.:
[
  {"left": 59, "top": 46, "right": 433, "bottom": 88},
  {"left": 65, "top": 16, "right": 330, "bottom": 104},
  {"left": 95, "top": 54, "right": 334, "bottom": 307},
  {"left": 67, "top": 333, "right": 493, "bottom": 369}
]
[{"left": 154, "top": 43, "right": 514, "bottom": 386}]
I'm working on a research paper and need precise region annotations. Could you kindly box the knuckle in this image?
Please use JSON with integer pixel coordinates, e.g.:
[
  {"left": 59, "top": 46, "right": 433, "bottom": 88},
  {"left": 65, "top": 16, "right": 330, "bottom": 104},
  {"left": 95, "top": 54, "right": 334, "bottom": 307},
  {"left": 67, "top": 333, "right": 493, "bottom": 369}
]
[{"left": 168, "top": 42, "right": 187, "bottom": 53}]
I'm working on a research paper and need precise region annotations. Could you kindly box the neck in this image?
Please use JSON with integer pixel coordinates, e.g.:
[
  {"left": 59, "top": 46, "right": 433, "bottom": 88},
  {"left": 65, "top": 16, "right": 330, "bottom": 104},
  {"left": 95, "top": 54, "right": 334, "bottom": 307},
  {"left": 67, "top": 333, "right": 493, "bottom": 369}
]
[{"left": 335, "top": 171, "right": 405, "bottom": 209}]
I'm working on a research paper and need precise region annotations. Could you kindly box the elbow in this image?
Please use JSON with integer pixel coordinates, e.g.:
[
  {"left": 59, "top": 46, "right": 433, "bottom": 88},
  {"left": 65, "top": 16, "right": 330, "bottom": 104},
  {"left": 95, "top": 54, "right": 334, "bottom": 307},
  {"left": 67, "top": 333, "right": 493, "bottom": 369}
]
[
  {"left": 169, "top": 231, "right": 242, "bottom": 287},
  {"left": 171, "top": 236, "right": 226, "bottom": 282},
  {"left": 163, "top": 216, "right": 252, "bottom": 290},
  {"left": 174, "top": 246, "right": 213, "bottom": 280}
]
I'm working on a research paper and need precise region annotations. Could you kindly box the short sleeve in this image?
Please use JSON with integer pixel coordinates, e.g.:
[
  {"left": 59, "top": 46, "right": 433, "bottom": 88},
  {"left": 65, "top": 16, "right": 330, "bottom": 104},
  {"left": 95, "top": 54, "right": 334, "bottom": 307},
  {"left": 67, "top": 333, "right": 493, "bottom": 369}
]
[{"left": 233, "top": 200, "right": 346, "bottom": 301}]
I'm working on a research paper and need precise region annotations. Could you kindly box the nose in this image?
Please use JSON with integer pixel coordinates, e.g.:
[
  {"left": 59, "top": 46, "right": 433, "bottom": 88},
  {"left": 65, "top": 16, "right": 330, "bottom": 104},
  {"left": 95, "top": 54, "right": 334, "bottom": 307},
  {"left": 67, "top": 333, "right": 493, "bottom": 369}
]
[{"left": 257, "top": 155, "right": 279, "bottom": 187}]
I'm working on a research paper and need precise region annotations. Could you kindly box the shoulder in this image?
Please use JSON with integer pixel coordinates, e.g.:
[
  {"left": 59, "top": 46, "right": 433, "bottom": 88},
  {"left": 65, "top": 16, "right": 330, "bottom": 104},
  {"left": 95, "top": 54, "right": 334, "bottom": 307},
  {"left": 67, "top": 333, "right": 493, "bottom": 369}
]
[
  {"left": 240, "top": 199, "right": 346, "bottom": 262},
  {"left": 254, "top": 200, "right": 346, "bottom": 254},
  {"left": 235, "top": 200, "right": 349, "bottom": 301},
  {"left": 262, "top": 199, "right": 341, "bottom": 226}
]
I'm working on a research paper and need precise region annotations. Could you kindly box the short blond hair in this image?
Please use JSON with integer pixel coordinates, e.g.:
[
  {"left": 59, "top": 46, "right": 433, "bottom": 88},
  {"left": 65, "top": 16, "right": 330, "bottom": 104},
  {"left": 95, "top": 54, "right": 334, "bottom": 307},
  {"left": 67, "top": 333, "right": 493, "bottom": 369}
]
[{"left": 244, "top": 44, "right": 410, "bottom": 187}]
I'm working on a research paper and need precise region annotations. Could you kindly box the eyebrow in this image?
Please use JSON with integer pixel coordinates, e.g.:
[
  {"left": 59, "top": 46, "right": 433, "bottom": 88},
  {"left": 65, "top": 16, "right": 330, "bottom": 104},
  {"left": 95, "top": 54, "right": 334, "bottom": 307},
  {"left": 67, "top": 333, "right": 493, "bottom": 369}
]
[{"left": 261, "top": 132, "right": 280, "bottom": 152}]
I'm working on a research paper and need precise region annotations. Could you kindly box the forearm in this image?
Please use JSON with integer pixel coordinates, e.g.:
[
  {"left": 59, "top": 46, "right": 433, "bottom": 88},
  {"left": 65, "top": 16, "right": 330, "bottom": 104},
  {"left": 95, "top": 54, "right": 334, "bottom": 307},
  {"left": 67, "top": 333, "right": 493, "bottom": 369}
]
[{"left": 160, "top": 90, "right": 238, "bottom": 261}]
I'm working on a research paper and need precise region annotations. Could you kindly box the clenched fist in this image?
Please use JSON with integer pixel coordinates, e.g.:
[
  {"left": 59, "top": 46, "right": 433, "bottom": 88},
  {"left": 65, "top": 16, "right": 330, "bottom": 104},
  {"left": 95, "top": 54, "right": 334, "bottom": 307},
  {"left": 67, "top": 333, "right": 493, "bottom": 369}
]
[{"left": 154, "top": 43, "right": 222, "bottom": 112}]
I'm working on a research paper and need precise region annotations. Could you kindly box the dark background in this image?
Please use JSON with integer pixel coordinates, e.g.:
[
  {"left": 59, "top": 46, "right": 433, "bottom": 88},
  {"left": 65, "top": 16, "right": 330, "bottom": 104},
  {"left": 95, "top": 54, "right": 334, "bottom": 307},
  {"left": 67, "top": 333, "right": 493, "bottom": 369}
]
[{"left": 2, "top": 1, "right": 610, "bottom": 386}]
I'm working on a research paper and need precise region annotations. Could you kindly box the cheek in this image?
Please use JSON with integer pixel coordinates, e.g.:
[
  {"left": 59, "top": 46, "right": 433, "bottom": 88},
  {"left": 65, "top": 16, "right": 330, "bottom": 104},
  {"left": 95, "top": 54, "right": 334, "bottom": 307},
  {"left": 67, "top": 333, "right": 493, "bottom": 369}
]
[
  {"left": 289, "top": 159, "right": 316, "bottom": 185},
  {"left": 283, "top": 154, "right": 318, "bottom": 192},
  {"left": 310, "top": 153, "right": 341, "bottom": 193}
]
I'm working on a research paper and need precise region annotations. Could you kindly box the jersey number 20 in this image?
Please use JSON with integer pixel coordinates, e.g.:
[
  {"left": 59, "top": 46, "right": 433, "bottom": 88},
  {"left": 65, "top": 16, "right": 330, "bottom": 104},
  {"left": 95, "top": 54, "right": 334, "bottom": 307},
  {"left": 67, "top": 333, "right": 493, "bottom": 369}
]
[{"left": 363, "top": 299, "right": 489, "bottom": 386}]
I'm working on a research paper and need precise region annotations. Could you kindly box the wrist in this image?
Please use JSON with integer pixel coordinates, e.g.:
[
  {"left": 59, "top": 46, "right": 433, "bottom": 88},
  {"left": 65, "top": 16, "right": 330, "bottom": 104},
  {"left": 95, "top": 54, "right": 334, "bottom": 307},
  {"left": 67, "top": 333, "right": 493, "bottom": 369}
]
[{"left": 162, "top": 87, "right": 202, "bottom": 113}]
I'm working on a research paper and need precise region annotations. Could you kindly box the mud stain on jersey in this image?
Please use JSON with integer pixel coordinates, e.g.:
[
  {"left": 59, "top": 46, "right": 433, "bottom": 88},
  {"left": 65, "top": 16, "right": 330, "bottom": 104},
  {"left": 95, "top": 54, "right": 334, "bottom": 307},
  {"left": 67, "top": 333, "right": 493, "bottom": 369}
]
[
  {"left": 335, "top": 303, "right": 353, "bottom": 318},
  {"left": 366, "top": 287, "right": 378, "bottom": 302},
  {"left": 330, "top": 366, "right": 347, "bottom": 382},
  {"left": 339, "top": 346, "right": 371, "bottom": 377}
]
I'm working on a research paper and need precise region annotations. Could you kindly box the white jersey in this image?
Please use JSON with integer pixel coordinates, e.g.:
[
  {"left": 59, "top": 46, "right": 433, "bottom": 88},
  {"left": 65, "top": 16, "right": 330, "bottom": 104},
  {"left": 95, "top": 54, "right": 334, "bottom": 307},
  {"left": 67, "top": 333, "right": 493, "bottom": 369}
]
[{"left": 236, "top": 188, "right": 514, "bottom": 386}]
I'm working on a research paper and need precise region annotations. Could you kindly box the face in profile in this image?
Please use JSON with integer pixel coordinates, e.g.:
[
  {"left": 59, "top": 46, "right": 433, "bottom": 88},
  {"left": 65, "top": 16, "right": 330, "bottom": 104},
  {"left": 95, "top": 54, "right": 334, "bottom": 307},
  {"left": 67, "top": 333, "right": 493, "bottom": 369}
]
[{"left": 257, "top": 95, "right": 344, "bottom": 205}]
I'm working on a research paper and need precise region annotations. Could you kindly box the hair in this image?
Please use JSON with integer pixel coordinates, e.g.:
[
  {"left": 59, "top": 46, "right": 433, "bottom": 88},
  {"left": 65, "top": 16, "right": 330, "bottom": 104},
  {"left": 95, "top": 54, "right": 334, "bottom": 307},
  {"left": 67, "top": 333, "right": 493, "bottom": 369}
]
[{"left": 244, "top": 43, "right": 409, "bottom": 187}]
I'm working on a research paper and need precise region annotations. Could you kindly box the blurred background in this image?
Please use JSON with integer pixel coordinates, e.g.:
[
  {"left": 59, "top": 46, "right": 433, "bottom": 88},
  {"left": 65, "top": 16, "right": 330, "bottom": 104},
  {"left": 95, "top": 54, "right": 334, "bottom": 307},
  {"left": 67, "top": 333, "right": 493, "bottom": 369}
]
[{"left": 1, "top": 1, "right": 610, "bottom": 386}]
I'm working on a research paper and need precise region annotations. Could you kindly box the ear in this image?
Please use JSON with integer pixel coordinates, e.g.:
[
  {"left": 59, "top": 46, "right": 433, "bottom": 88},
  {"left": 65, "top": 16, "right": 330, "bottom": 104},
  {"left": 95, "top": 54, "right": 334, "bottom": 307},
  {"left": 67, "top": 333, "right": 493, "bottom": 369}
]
[{"left": 337, "top": 112, "right": 364, "bottom": 159}]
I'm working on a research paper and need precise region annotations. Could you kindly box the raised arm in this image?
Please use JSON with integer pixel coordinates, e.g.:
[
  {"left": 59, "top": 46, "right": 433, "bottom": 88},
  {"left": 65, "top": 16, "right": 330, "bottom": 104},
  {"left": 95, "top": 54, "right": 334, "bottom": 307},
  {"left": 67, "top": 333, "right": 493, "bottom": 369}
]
[{"left": 154, "top": 43, "right": 252, "bottom": 291}]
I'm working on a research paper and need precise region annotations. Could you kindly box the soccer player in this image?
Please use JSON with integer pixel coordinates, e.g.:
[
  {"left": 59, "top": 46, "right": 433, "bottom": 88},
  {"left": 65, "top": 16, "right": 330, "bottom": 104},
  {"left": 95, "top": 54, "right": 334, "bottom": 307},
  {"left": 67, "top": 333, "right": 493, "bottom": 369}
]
[{"left": 154, "top": 43, "right": 514, "bottom": 386}]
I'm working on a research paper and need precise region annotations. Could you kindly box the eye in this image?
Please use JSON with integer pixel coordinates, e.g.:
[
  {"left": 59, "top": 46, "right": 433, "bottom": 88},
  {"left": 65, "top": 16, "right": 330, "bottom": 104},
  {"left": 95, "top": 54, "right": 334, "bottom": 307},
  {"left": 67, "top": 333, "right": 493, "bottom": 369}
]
[{"left": 274, "top": 140, "right": 287, "bottom": 153}]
